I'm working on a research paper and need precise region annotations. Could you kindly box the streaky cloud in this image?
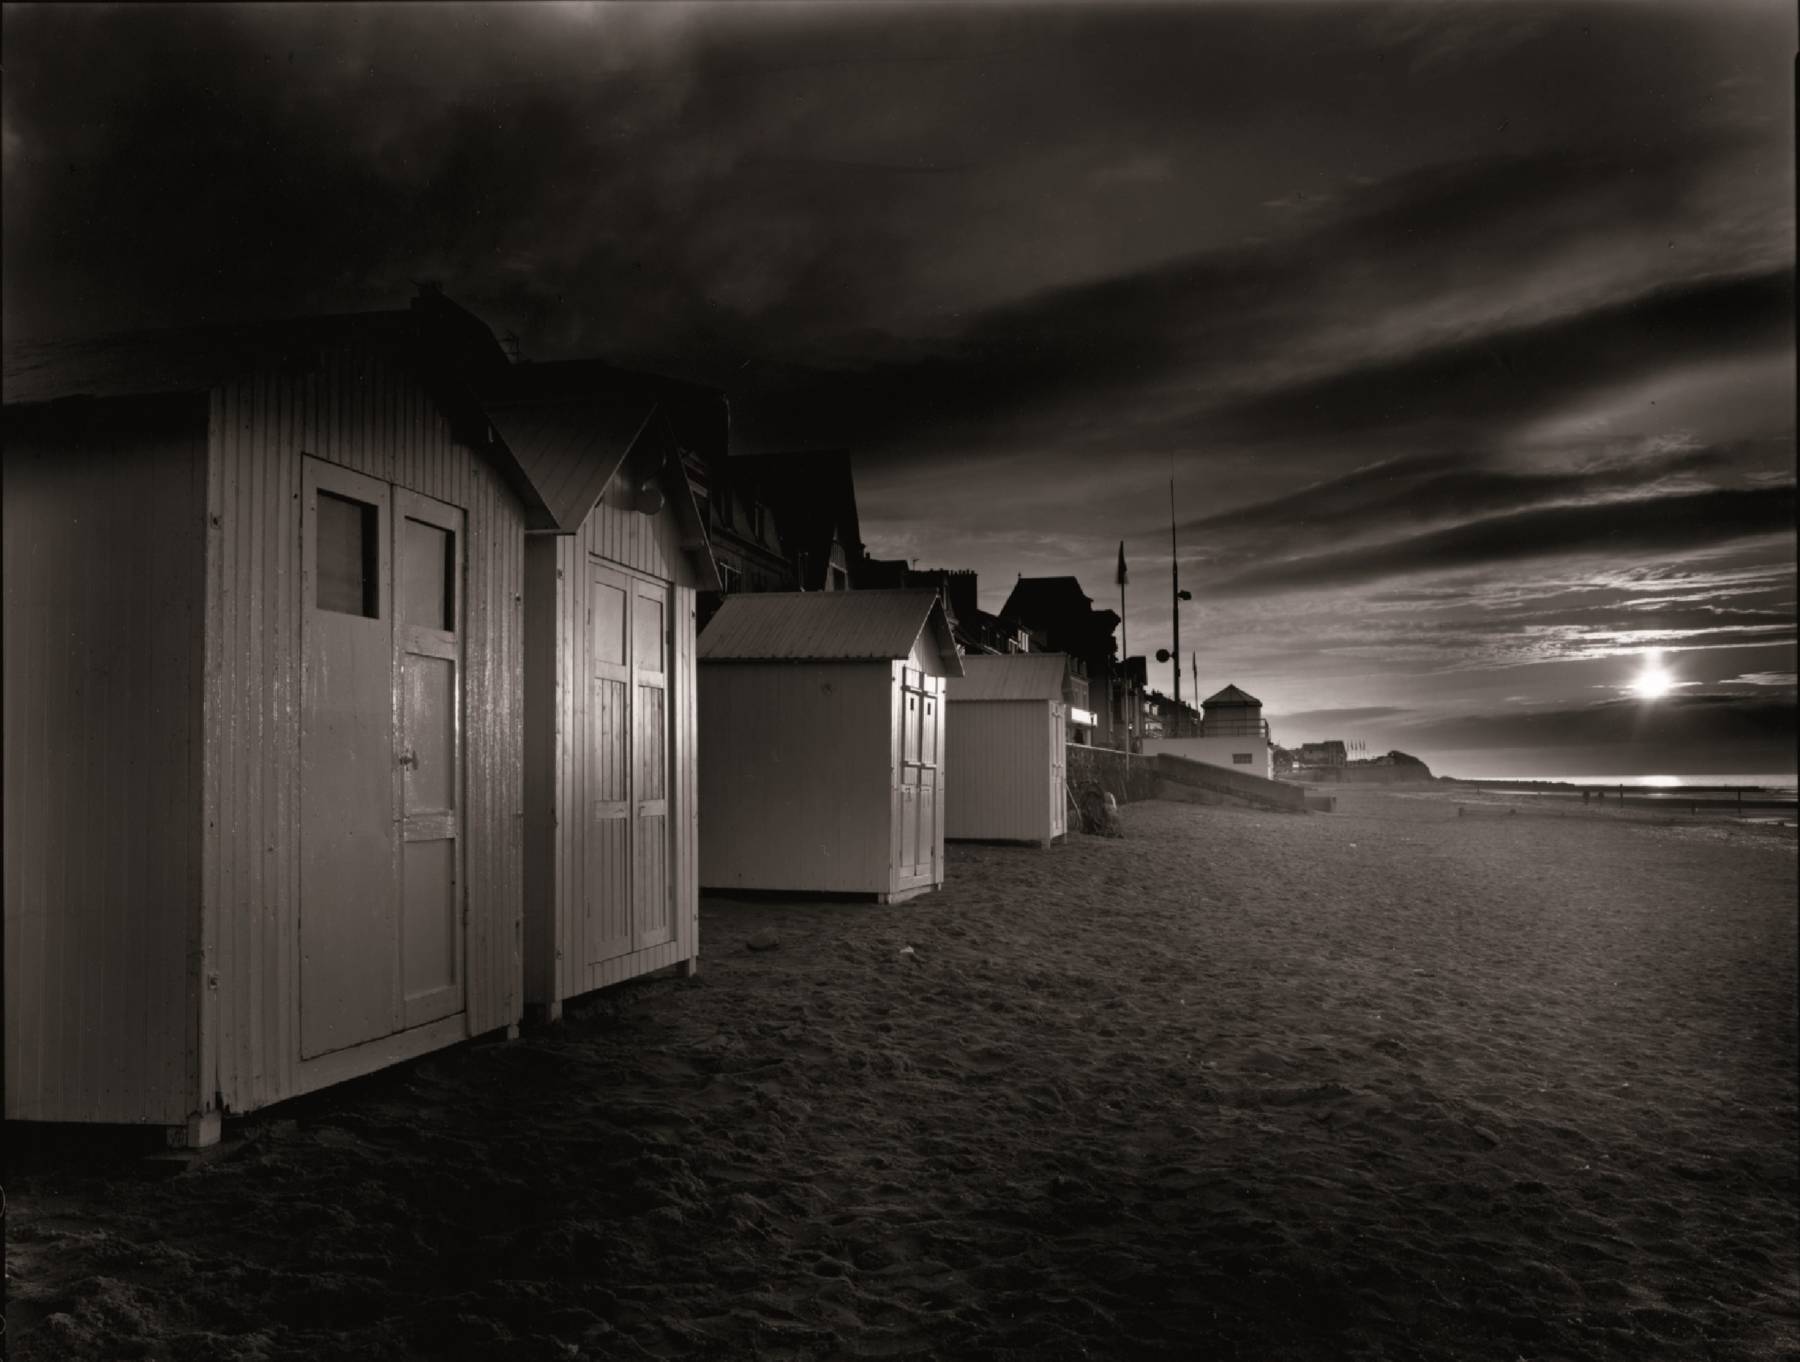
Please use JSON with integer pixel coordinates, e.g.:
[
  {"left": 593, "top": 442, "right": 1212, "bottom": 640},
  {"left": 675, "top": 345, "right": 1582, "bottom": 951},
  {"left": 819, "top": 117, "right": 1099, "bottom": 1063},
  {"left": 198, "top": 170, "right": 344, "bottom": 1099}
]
[
  {"left": 1203, "top": 269, "right": 1794, "bottom": 449},
  {"left": 1211, "top": 485, "right": 1797, "bottom": 596}
]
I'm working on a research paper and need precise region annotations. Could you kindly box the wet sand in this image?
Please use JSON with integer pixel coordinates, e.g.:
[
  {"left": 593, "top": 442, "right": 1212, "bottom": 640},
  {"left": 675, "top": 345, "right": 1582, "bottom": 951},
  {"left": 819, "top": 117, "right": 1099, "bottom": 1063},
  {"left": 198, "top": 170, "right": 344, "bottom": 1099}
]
[{"left": 8, "top": 791, "right": 1797, "bottom": 1361}]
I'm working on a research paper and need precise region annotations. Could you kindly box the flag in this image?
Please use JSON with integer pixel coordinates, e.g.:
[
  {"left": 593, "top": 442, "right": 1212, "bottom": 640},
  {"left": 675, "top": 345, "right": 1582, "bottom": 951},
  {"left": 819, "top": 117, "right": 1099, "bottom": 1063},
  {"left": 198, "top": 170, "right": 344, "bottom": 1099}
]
[{"left": 1116, "top": 541, "right": 1128, "bottom": 586}]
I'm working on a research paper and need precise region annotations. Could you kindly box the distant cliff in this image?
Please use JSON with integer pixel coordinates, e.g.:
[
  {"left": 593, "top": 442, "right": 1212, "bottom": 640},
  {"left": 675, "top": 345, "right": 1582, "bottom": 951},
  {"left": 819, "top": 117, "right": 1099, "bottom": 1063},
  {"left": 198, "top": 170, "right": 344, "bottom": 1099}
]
[
  {"left": 1320, "top": 750, "right": 1436, "bottom": 783},
  {"left": 1280, "top": 748, "right": 1436, "bottom": 783}
]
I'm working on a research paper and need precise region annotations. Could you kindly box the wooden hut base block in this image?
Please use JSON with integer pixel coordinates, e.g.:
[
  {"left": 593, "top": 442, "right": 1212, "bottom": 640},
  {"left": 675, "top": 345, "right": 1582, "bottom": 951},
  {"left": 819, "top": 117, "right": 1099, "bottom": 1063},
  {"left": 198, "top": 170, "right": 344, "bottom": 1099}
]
[
  {"left": 877, "top": 883, "right": 941, "bottom": 905},
  {"left": 166, "top": 1110, "right": 223, "bottom": 1151},
  {"left": 701, "top": 885, "right": 941, "bottom": 905},
  {"left": 946, "top": 836, "right": 1064, "bottom": 849}
]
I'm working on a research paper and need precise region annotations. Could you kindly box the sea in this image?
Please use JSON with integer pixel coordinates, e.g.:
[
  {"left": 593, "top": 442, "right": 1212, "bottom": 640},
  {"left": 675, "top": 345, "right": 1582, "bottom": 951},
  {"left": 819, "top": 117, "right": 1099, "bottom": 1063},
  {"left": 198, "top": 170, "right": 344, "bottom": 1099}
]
[
  {"left": 1450, "top": 773, "right": 1798, "bottom": 802},
  {"left": 1555, "top": 774, "right": 1799, "bottom": 794}
]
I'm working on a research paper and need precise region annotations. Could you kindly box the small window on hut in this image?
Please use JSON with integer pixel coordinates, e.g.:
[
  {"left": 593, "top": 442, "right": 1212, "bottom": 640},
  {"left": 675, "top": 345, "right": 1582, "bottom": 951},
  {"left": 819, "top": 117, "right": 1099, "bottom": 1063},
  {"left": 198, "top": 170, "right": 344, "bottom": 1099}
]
[
  {"left": 317, "top": 491, "right": 378, "bottom": 618},
  {"left": 402, "top": 518, "right": 455, "bottom": 631},
  {"left": 1233, "top": 753, "right": 1253, "bottom": 764}
]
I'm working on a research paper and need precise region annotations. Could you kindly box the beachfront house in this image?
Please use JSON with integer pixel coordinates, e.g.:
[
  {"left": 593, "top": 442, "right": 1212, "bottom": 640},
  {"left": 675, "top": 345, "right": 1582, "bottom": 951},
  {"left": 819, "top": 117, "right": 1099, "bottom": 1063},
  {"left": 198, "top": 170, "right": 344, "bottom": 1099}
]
[
  {"left": 1297, "top": 740, "right": 1349, "bottom": 772},
  {"left": 688, "top": 447, "right": 866, "bottom": 631},
  {"left": 497, "top": 360, "right": 724, "bottom": 1022},
  {"left": 855, "top": 563, "right": 1051, "bottom": 661},
  {"left": 697, "top": 589, "right": 962, "bottom": 901},
  {"left": 3, "top": 292, "right": 542, "bottom": 1146},
  {"left": 999, "top": 575, "right": 1129, "bottom": 750},
  {"left": 945, "top": 653, "right": 1071, "bottom": 846}
]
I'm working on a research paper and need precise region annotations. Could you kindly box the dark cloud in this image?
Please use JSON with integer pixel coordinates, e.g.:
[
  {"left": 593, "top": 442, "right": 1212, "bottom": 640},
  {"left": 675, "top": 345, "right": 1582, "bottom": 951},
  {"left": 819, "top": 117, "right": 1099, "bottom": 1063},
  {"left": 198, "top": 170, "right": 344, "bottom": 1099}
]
[
  {"left": 4, "top": 4, "right": 1789, "bottom": 466},
  {"left": 1176, "top": 444, "right": 1734, "bottom": 544},
  {"left": 1211, "top": 484, "right": 1797, "bottom": 596},
  {"left": 728, "top": 157, "right": 1791, "bottom": 460},
  {"left": 4, "top": 1, "right": 1793, "bottom": 765},
  {"left": 1200, "top": 268, "right": 1794, "bottom": 452}
]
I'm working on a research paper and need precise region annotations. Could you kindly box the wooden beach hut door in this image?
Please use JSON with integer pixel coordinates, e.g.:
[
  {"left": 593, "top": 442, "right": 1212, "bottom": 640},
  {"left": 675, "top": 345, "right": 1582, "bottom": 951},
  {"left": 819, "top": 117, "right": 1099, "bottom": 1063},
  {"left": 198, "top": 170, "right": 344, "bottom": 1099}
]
[
  {"left": 1049, "top": 705, "right": 1067, "bottom": 838},
  {"left": 300, "top": 459, "right": 465, "bottom": 1061},
  {"left": 585, "top": 562, "right": 675, "bottom": 961},
  {"left": 394, "top": 489, "right": 466, "bottom": 1031},
  {"left": 897, "top": 668, "right": 943, "bottom": 882}
]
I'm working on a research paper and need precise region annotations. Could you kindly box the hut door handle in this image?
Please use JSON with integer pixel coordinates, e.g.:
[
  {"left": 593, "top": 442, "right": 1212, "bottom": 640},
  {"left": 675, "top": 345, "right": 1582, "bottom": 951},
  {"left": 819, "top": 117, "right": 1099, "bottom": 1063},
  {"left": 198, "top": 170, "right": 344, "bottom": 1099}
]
[{"left": 399, "top": 748, "right": 418, "bottom": 769}]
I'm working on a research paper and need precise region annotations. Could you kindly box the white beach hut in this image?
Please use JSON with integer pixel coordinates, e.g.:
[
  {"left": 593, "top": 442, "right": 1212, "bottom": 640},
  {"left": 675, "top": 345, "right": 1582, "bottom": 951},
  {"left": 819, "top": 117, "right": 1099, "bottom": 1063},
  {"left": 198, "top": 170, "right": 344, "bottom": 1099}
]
[
  {"left": 3, "top": 299, "right": 538, "bottom": 1146},
  {"left": 697, "top": 590, "right": 962, "bottom": 901},
  {"left": 501, "top": 362, "right": 724, "bottom": 1023},
  {"left": 945, "top": 653, "right": 1070, "bottom": 846}
]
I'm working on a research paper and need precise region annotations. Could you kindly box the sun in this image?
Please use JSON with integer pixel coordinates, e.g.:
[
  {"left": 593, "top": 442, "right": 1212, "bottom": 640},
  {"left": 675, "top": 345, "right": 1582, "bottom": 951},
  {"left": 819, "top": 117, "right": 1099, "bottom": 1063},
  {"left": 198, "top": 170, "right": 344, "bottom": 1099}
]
[{"left": 1629, "top": 651, "right": 1675, "bottom": 700}]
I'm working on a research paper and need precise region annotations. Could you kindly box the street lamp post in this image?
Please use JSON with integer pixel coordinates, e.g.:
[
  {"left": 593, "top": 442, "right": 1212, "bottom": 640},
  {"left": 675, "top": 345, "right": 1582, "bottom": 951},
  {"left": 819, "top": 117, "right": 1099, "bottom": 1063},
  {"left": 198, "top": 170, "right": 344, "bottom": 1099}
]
[{"left": 1157, "top": 472, "right": 1193, "bottom": 735}]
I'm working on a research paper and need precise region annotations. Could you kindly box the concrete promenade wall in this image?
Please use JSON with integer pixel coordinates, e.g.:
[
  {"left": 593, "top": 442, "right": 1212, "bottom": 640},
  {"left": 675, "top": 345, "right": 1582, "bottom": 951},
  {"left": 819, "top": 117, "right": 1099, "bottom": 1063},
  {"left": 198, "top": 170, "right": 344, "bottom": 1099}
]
[
  {"left": 1065, "top": 744, "right": 1157, "bottom": 805},
  {"left": 1064, "top": 744, "right": 1309, "bottom": 812},
  {"left": 1151, "top": 753, "right": 1308, "bottom": 812}
]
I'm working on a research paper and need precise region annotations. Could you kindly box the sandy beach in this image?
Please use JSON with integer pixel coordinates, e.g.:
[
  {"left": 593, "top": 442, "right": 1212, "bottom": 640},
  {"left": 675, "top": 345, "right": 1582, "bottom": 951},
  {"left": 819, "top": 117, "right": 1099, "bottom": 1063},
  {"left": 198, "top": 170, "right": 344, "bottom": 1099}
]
[{"left": 8, "top": 789, "right": 1796, "bottom": 1362}]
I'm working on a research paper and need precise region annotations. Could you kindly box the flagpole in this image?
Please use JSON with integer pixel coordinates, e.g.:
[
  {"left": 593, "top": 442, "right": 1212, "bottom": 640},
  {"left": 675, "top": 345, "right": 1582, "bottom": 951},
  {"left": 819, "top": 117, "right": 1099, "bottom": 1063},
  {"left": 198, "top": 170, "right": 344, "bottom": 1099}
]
[
  {"left": 1119, "top": 559, "right": 1128, "bottom": 670},
  {"left": 1116, "top": 540, "right": 1130, "bottom": 743}
]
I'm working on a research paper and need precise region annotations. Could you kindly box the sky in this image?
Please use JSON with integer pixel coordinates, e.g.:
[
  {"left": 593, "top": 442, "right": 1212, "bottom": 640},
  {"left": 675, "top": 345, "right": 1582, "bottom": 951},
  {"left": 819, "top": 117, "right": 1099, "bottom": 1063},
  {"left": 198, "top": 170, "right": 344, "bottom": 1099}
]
[{"left": 4, "top": 1, "right": 1794, "bottom": 778}]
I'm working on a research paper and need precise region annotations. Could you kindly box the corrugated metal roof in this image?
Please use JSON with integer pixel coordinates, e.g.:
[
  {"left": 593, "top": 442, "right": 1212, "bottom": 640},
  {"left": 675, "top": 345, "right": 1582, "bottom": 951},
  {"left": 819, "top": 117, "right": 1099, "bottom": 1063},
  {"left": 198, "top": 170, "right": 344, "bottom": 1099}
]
[
  {"left": 698, "top": 590, "right": 962, "bottom": 674},
  {"left": 948, "top": 653, "right": 1069, "bottom": 702},
  {"left": 1203, "top": 684, "right": 1262, "bottom": 707}
]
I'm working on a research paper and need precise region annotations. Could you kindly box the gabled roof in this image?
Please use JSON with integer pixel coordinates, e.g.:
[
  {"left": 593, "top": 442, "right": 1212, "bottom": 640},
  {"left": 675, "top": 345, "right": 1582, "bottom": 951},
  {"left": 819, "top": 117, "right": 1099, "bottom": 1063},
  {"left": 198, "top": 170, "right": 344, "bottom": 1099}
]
[
  {"left": 2, "top": 311, "right": 424, "bottom": 406},
  {"left": 3, "top": 296, "right": 730, "bottom": 574},
  {"left": 638, "top": 409, "right": 723, "bottom": 592},
  {"left": 480, "top": 392, "right": 657, "bottom": 534},
  {"left": 948, "top": 653, "right": 1068, "bottom": 702},
  {"left": 698, "top": 589, "right": 962, "bottom": 674},
  {"left": 475, "top": 357, "right": 731, "bottom": 536},
  {"left": 1203, "top": 684, "right": 1263, "bottom": 707},
  {"left": 1, "top": 305, "right": 564, "bottom": 523}
]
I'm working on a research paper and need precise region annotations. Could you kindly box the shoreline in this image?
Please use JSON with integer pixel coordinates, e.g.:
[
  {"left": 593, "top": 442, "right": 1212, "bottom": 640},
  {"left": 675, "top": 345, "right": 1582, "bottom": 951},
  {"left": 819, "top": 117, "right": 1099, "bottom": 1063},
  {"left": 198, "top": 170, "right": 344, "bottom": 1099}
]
[
  {"left": 1290, "top": 779, "right": 1798, "bottom": 828},
  {"left": 1437, "top": 777, "right": 1796, "bottom": 796}
]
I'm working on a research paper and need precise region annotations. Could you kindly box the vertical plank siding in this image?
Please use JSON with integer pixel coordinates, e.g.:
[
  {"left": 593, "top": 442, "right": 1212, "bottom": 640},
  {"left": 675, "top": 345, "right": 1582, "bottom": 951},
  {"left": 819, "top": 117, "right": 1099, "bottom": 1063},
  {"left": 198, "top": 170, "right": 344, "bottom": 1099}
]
[
  {"left": 698, "top": 663, "right": 893, "bottom": 895},
  {"left": 522, "top": 538, "right": 561, "bottom": 1008},
  {"left": 526, "top": 492, "right": 698, "bottom": 1009},
  {"left": 945, "top": 702, "right": 1053, "bottom": 842},
  {"left": 3, "top": 397, "right": 208, "bottom": 1123},
  {"left": 205, "top": 339, "right": 523, "bottom": 1117}
]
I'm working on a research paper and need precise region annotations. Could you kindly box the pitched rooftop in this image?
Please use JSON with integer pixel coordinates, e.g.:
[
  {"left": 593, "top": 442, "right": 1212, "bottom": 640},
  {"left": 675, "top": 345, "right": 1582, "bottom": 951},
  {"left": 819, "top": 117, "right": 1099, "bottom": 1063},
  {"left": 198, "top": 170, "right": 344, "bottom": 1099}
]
[
  {"left": 948, "top": 653, "right": 1069, "bottom": 702},
  {"left": 1202, "top": 684, "right": 1263, "bottom": 707},
  {"left": 698, "top": 589, "right": 962, "bottom": 674}
]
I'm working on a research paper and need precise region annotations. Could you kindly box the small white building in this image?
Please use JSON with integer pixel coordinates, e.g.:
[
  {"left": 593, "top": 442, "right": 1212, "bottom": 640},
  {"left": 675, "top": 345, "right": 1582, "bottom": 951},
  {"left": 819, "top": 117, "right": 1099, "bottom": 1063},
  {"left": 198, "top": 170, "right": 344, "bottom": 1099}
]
[
  {"left": 1142, "top": 683, "right": 1273, "bottom": 778},
  {"left": 945, "top": 653, "right": 1069, "bottom": 846},
  {"left": 503, "top": 361, "right": 725, "bottom": 1022},
  {"left": 698, "top": 590, "right": 961, "bottom": 901},
  {"left": 4, "top": 302, "right": 539, "bottom": 1146}
]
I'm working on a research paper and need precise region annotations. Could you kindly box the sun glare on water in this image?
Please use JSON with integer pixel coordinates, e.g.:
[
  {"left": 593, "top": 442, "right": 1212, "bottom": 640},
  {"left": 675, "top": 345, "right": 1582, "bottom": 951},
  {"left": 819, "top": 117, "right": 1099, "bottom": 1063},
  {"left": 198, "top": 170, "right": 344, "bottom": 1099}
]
[{"left": 1630, "top": 650, "right": 1675, "bottom": 700}]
